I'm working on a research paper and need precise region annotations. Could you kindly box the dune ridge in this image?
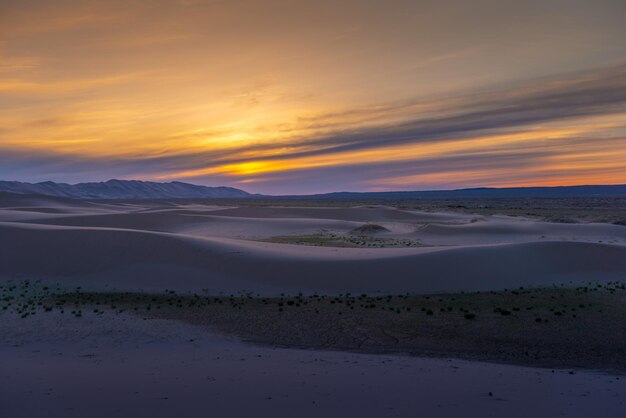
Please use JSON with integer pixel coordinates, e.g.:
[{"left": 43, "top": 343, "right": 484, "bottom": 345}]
[
  {"left": 2, "top": 194, "right": 625, "bottom": 295},
  {"left": 2, "top": 220, "right": 625, "bottom": 295}
]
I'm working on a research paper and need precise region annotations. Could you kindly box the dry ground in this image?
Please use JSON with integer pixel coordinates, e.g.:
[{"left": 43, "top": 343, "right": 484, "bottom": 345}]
[{"left": 3, "top": 279, "right": 625, "bottom": 372}]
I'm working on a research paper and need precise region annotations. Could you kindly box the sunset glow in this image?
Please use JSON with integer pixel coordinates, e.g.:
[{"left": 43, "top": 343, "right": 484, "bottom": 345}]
[{"left": 2, "top": 0, "right": 626, "bottom": 193}]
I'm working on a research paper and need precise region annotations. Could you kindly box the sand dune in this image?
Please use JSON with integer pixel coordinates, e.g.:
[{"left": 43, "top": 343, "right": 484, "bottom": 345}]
[
  {"left": 2, "top": 194, "right": 625, "bottom": 294},
  {"left": 16, "top": 211, "right": 363, "bottom": 238},
  {"left": 12, "top": 203, "right": 624, "bottom": 245},
  {"left": 2, "top": 220, "right": 625, "bottom": 295},
  {"left": 2, "top": 195, "right": 625, "bottom": 417},
  {"left": 207, "top": 206, "right": 472, "bottom": 223},
  {"left": 412, "top": 220, "right": 626, "bottom": 245}
]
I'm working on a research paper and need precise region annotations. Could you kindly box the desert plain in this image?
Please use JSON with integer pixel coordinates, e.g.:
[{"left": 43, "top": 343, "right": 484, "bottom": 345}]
[{"left": 1, "top": 193, "right": 625, "bottom": 417}]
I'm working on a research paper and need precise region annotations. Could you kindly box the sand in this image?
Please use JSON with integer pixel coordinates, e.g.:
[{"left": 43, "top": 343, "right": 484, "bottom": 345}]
[
  {"left": 1, "top": 194, "right": 625, "bottom": 294},
  {"left": 1, "top": 193, "right": 625, "bottom": 417},
  {"left": 2, "top": 311, "right": 624, "bottom": 418}
]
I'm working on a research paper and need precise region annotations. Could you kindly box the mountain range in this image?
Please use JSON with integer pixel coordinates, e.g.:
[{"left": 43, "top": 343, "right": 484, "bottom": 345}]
[
  {"left": 0, "top": 180, "right": 251, "bottom": 200},
  {"left": 293, "top": 185, "right": 626, "bottom": 199},
  {"left": 2, "top": 180, "right": 626, "bottom": 200}
]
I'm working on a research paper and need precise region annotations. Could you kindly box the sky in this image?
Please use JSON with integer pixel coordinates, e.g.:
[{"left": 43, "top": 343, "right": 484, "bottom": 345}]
[{"left": 1, "top": 0, "right": 626, "bottom": 194}]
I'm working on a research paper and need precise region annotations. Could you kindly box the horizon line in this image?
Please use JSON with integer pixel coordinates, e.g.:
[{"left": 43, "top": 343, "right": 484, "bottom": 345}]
[{"left": 2, "top": 178, "right": 626, "bottom": 197}]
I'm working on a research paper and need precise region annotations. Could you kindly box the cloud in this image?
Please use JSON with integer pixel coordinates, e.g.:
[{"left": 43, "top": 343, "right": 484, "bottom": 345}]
[
  {"left": 5, "top": 63, "right": 626, "bottom": 194},
  {"left": 244, "top": 63, "right": 626, "bottom": 163},
  {"left": 0, "top": 71, "right": 156, "bottom": 95},
  {"left": 3, "top": 0, "right": 626, "bottom": 193},
  {"left": 138, "top": 63, "right": 626, "bottom": 173}
]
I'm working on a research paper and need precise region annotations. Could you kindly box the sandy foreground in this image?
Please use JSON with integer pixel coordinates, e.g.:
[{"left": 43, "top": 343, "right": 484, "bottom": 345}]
[
  {"left": 2, "top": 311, "right": 625, "bottom": 418},
  {"left": 1, "top": 194, "right": 625, "bottom": 417}
]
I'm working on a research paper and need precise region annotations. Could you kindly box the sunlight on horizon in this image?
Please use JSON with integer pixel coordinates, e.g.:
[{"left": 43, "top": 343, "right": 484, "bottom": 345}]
[{"left": 2, "top": 0, "right": 626, "bottom": 193}]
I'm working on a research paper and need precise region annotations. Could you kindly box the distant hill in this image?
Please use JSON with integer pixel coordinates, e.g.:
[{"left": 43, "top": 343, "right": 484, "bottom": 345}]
[
  {"left": 0, "top": 180, "right": 251, "bottom": 200},
  {"left": 2, "top": 180, "right": 626, "bottom": 200},
  {"left": 291, "top": 185, "right": 626, "bottom": 200}
]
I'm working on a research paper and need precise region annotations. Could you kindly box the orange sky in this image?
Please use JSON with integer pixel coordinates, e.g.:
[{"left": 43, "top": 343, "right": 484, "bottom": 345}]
[{"left": 2, "top": 0, "right": 626, "bottom": 194}]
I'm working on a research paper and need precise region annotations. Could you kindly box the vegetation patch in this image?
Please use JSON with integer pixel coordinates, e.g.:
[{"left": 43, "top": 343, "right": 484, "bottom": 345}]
[
  {"left": 350, "top": 223, "right": 390, "bottom": 234},
  {"left": 259, "top": 230, "right": 421, "bottom": 248},
  {"left": 2, "top": 279, "right": 625, "bottom": 371}
]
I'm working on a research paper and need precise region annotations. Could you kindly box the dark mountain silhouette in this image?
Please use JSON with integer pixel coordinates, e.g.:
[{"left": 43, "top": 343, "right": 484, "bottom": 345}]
[
  {"left": 2, "top": 180, "right": 626, "bottom": 200},
  {"left": 0, "top": 180, "right": 251, "bottom": 199},
  {"left": 290, "top": 185, "right": 626, "bottom": 199}
]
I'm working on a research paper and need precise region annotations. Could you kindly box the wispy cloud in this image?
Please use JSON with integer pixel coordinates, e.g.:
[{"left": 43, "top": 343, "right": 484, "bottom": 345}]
[
  {"left": 3, "top": 0, "right": 626, "bottom": 193},
  {"left": 147, "top": 64, "right": 626, "bottom": 174},
  {"left": 0, "top": 71, "right": 158, "bottom": 95}
]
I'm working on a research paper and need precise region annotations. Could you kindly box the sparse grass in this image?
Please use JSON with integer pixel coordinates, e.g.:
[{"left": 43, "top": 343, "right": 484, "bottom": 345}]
[
  {"left": 350, "top": 223, "right": 389, "bottom": 234},
  {"left": 2, "top": 279, "right": 625, "bottom": 371},
  {"left": 259, "top": 230, "right": 422, "bottom": 248}
]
